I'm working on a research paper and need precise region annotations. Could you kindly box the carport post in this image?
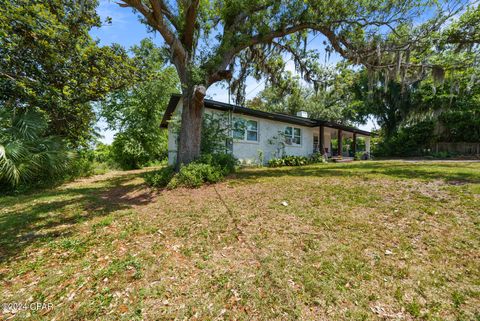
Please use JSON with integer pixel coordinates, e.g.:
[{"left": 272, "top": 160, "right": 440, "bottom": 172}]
[
  {"left": 352, "top": 132, "right": 357, "bottom": 155},
  {"left": 337, "top": 129, "right": 343, "bottom": 158},
  {"left": 319, "top": 126, "right": 325, "bottom": 154}
]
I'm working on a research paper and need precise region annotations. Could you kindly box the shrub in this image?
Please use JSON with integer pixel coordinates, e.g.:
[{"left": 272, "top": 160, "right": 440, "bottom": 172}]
[
  {"left": 429, "top": 151, "right": 456, "bottom": 159},
  {"left": 93, "top": 144, "right": 110, "bottom": 163},
  {"left": 144, "top": 153, "right": 237, "bottom": 189},
  {"left": 111, "top": 133, "right": 150, "bottom": 170},
  {"left": 268, "top": 154, "right": 326, "bottom": 167},
  {"left": 286, "top": 155, "right": 309, "bottom": 166},
  {"left": 144, "top": 166, "right": 175, "bottom": 188},
  {"left": 438, "top": 110, "right": 480, "bottom": 142},
  {"left": 200, "top": 113, "right": 232, "bottom": 154},
  {"left": 93, "top": 143, "right": 114, "bottom": 164},
  {"left": 267, "top": 158, "right": 284, "bottom": 167},
  {"left": 373, "top": 120, "right": 436, "bottom": 157},
  {"left": 168, "top": 163, "right": 223, "bottom": 189},
  {"left": 354, "top": 151, "right": 367, "bottom": 160},
  {"left": 65, "top": 149, "right": 95, "bottom": 179},
  {"left": 197, "top": 153, "right": 237, "bottom": 175},
  {"left": 309, "top": 152, "right": 327, "bottom": 163}
]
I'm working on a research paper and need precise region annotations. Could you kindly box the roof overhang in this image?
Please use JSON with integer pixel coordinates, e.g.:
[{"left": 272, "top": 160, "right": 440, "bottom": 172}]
[{"left": 161, "top": 94, "right": 371, "bottom": 136}]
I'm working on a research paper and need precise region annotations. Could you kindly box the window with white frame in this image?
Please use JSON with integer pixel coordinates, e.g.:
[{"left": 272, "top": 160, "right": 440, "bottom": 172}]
[
  {"left": 233, "top": 118, "right": 258, "bottom": 142},
  {"left": 285, "top": 126, "right": 301, "bottom": 145}
]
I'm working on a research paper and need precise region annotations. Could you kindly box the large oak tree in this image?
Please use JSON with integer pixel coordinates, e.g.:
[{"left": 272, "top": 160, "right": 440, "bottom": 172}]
[{"left": 119, "top": 0, "right": 458, "bottom": 167}]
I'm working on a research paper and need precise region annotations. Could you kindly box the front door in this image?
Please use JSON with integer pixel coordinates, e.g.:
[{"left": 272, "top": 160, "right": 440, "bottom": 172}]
[{"left": 313, "top": 135, "right": 319, "bottom": 153}]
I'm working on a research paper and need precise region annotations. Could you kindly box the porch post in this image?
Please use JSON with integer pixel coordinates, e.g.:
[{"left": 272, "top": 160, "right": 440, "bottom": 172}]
[
  {"left": 352, "top": 132, "right": 357, "bottom": 155},
  {"left": 365, "top": 136, "right": 371, "bottom": 155},
  {"left": 319, "top": 125, "right": 325, "bottom": 154},
  {"left": 337, "top": 129, "right": 343, "bottom": 158}
]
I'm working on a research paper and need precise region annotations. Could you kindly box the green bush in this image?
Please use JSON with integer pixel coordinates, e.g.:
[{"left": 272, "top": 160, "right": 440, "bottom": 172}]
[
  {"left": 65, "top": 149, "right": 95, "bottom": 179},
  {"left": 200, "top": 113, "right": 233, "bottom": 154},
  {"left": 168, "top": 163, "right": 222, "bottom": 188},
  {"left": 110, "top": 131, "right": 168, "bottom": 170},
  {"left": 267, "top": 158, "right": 284, "bottom": 167},
  {"left": 354, "top": 151, "right": 366, "bottom": 160},
  {"left": 93, "top": 143, "right": 114, "bottom": 164},
  {"left": 309, "top": 152, "right": 327, "bottom": 164},
  {"left": 197, "top": 153, "right": 238, "bottom": 175},
  {"left": 438, "top": 110, "right": 480, "bottom": 142},
  {"left": 144, "top": 166, "right": 175, "bottom": 188},
  {"left": 144, "top": 153, "right": 237, "bottom": 189},
  {"left": 429, "top": 151, "right": 457, "bottom": 159},
  {"left": 111, "top": 133, "right": 150, "bottom": 170},
  {"left": 373, "top": 120, "right": 435, "bottom": 157},
  {"left": 286, "top": 155, "right": 309, "bottom": 166},
  {"left": 268, "top": 154, "right": 326, "bottom": 167}
]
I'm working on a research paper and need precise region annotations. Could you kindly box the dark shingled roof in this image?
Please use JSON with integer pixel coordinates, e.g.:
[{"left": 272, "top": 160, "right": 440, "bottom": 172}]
[{"left": 161, "top": 94, "right": 371, "bottom": 136}]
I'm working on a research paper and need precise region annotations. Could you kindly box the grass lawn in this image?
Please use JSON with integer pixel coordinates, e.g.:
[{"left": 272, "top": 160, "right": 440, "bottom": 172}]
[{"left": 1, "top": 161, "right": 479, "bottom": 320}]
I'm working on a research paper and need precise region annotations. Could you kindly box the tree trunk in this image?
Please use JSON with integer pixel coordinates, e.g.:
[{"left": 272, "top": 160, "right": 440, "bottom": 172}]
[{"left": 176, "top": 85, "right": 206, "bottom": 169}]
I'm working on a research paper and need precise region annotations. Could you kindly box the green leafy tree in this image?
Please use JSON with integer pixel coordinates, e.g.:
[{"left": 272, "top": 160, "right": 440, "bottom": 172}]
[
  {"left": 350, "top": 43, "right": 479, "bottom": 141},
  {"left": 93, "top": 143, "right": 114, "bottom": 164},
  {"left": 119, "top": 0, "right": 446, "bottom": 167},
  {"left": 246, "top": 66, "right": 360, "bottom": 124},
  {"left": 101, "top": 39, "right": 179, "bottom": 169},
  {"left": 350, "top": 70, "right": 413, "bottom": 137},
  {"left": 200, "top": 112, "right": 233, "bottom": 154},
  {"left": 442, "top": 4, "right": 480, "bottom": 46},
  {"left": 110, "top": 133, "right": 151, "bottom": 170},
  {"left": 0, "top": 0, "right": 135, "bottom": 146}
]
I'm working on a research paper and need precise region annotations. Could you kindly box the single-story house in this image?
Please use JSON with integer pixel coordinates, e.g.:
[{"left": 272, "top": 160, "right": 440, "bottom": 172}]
[{"left": 161, "top": 94, "right": 371, "bottom": 165}]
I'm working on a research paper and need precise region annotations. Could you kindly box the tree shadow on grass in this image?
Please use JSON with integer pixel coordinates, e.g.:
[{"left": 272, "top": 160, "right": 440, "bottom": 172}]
[
  {"left": 0, "top": 172, "right": 156, "bottom": 264},
  {"left": 234, "top": 161, "right": 480, "bottom": 185}
]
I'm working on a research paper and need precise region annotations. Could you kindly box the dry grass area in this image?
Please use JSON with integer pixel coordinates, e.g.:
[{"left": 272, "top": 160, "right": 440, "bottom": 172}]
[{"left": 0, "top": 161, "right": 479, "bottom": 320}]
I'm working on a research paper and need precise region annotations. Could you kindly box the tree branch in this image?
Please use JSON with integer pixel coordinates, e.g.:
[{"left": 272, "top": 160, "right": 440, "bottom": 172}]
[
  {"left": 182, "top": 0, "right": 200, "bottom": 52},
  {"left": 157, "top": 0, "right": 179, "bottom": 30},
  {"left": 207, "top": 23, "right": 316, "bottom": 86},
  {"left": 120, "top": 0, "right": 187, "bottom": 81},
  {"left": 206, "top": 22, "right": 360, "bottom": 87}
]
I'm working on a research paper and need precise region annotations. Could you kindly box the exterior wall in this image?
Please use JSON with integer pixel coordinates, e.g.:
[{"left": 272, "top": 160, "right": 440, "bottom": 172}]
[
  {"left": 167, "top": 101, "right": 182, "bottom": 165},
  {"left": 166, "top": 99, "right": 316, "bottom": 165},
  {"left": 232, "top": 115, "right": 314, "bottom": 165},
  {"left": 166, "top": 98, "right": 369, "bottom": 165},
  {"left": 167, "top": 124, "right": 178, "bottom": 165}
]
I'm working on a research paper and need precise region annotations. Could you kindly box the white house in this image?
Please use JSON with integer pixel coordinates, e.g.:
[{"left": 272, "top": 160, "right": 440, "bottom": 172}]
[{"left": 161, "top": 94, "right": 371, "bottom": 165}]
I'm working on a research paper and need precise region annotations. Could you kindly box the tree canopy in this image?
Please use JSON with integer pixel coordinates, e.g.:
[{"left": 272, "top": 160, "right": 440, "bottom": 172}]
[
  {"left": 246, "top": 67, "right": 360, "bottom": 124},
  {"left": 0, "top": 0, "right": 135, "bottom": 146},
  {"left": 119, "top": 0, "right": 459, "bottom": 166},
  {"left": 100, "top": 39, "right": 180, "bottom": 169},
  {"left": 0, "top": 0, "right": 138, "bottom": 191}
]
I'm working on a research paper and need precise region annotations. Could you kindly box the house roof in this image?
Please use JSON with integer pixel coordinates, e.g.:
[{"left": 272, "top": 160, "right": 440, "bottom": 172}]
[{"left": 161, "top": 94, "right": 371, "bottom": 136}]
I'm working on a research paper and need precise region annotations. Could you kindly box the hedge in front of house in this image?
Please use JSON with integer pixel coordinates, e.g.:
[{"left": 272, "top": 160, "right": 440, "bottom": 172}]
[{"left": 268, "top": 153, "right": 327, "bottom": 167}]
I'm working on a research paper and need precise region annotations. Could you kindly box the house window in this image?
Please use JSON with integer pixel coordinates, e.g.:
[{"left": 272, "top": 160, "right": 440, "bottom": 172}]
[
  {"left": 285, "top": 126, "right": 301, "bottom": 145},
  {"left": 233, "top": 118, "right": 258, "bottom": 142},
  {"left": 246, "top": 120, "right": 258, "bottom": 141}
]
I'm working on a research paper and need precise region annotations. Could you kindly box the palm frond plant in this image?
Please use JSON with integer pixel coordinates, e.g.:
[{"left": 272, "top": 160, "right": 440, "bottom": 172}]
[{"left": 0, "top": 108, "right": 72, "bottom": 191}]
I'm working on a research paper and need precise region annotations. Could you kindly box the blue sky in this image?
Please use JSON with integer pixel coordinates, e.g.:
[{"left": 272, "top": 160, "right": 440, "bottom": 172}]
[{"left": 90, "top": 0, "right": 377, "bottom": 144}]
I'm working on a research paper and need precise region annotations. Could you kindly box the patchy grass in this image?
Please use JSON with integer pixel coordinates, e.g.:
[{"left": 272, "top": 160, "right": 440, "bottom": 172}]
[{"left": 0, "top": 161, "right": 479, "bottom": 320}]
